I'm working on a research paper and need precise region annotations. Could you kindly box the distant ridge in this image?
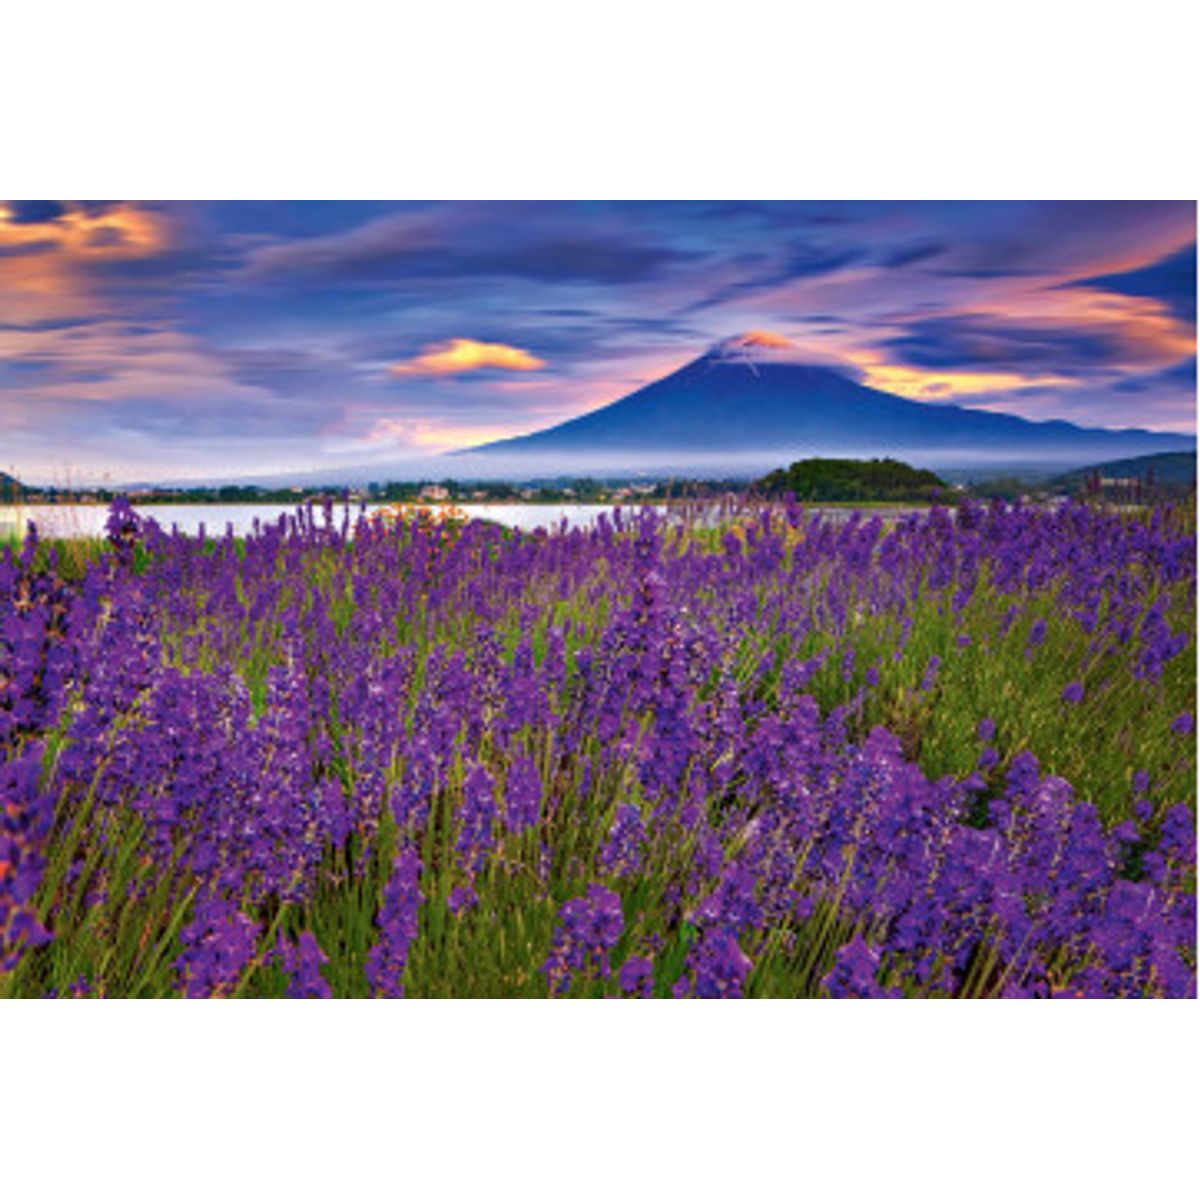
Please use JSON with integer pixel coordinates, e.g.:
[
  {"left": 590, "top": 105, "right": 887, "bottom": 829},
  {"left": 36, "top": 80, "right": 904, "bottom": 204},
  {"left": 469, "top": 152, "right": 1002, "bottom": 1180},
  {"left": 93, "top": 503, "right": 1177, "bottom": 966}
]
[
  {"left": 1051, "top": 450, "right": 1196, "bottom": 490},
  {"left": 457, "top": 334, "right": 1194, "bottom": 475}
]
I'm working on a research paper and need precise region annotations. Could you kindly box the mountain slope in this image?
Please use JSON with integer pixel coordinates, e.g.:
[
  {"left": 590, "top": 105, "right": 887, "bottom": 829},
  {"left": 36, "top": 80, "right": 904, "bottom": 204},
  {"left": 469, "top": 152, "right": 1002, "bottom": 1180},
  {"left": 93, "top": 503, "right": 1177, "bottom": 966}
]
[
  {"left": 459, "top": 339, "right": 1194, "bottom": 473},
  {"left": 1051, "top": 451, "right": 1197, "bottom": 490}
]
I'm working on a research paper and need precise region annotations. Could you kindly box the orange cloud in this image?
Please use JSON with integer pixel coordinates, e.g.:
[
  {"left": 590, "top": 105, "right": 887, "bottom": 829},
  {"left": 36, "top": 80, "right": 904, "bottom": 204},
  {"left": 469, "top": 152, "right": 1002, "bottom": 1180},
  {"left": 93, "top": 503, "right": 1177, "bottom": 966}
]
[
  {"left": 983, "top": 288, "right": 1194, "bottom": 367},
  {"left": 0, "top": 202, "right": 167, "bottom": 260},
  {"left": 390, "top": 338, "right": 546, "bottom": 377},
  {"left": 852, "top": 356, "right": 1072, "bottom": 400},
  {"left": 0, "top": 202, "right": 173, "bottom": 322},
  {"left": 735, "top": 329, "right": 796, "bottom": 350}
]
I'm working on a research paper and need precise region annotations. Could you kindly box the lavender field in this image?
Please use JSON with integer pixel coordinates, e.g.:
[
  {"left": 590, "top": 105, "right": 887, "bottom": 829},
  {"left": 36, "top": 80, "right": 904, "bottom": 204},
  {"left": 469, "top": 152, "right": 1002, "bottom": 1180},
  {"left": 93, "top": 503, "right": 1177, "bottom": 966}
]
[{"left": 1, "top": 497, "right": 1195, "bottom": 998}]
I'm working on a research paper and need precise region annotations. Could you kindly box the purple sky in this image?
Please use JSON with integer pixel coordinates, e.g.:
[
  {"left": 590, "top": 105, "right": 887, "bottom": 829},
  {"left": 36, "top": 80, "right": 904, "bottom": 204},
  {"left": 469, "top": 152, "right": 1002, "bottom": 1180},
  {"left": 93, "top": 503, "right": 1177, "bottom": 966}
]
[{"left": 1, "top": 200, "right": 1194, "bottom": 484}]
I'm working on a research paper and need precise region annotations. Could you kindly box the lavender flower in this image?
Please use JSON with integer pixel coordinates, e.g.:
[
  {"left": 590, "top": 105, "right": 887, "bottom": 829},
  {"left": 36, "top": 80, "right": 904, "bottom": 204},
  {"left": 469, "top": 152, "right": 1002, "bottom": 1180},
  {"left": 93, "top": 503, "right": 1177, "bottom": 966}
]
[
  {"left": 3, "top": 496, "right": 1194, "bottom": 1000},
  {"left": 544, "top": 884, "right": 624, "bottom": 995},
  {"left": 674, "top": 926, "right": 753, "bottom": 999},
  {"left": 277, "top": 931, "right": 333, "bottom": 999},
  {"left": 502, "top": 754, "right": 542, "bottom": 836},
  {"left": 617, "top": 955, "right": 655, "bottom": 998},
  {"left": 456, "top": 763, "right": 498, "bottom": 875},
  {"left": 598, "top": 803, "right": 646, "bottom": 878},
  {"left": 822, "top": 934, "right": 900, "bottom": 999},
  {"left": 176, "top": 896, "right": 261, "bottom": 998},
  {"left": 365, "top": 849, "right": 423, "bottom": 998}
]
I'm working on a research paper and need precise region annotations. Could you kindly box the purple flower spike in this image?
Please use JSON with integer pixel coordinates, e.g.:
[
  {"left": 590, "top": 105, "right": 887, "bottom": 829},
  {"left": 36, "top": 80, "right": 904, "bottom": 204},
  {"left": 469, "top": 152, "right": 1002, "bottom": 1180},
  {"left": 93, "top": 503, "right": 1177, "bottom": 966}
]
[
  {"left": 822, "top": 933, "right": 901, "bottom": 999},
  {"left": 176, "top": 896, "right": 261, "bottom": 999},
  {"left": 919, "top": 655, "right": 942, "bottom": 691},
  {"left": 599, "top": 803, "right": 647, "bottom": 878},
  {"left": 617, "top": 956, "right": 655, "bottom": 998},
  {"left": 1061, "top": 682, "right": 1085, "bottom": 705},
  {"left": 456, "top": 763, "right": 498, "bottom": 875},
  {"left": 503, "top": 755, "right": 542, "bottom": 836},
  {"left": 366, "top": 849, "right": 424, "bottom": 998},
  {"left": 0, "top": 745, "right": 56, "bottom": 972},
  {"left": 674, "top": 926, "right": 753, "bottom": 999},
  {"left": 277, "top": 930, "right": 333, "bottom": 999},
  {"left": 977, "top": 746, "right": 1000, "bottom": 771},
  {"left": 544, "top": 884, "right": 624, "bottom": 995}
]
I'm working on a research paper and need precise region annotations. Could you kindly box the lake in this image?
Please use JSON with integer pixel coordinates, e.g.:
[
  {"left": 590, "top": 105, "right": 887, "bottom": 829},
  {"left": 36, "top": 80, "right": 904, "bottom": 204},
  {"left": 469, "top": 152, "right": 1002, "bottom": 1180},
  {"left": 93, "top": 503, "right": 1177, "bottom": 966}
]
[
  {"left": 0, "top": 500, "right": 936, "bottom": 541},
  {"left": 0, "top": 502, "right": 637, "bottom": 540}
]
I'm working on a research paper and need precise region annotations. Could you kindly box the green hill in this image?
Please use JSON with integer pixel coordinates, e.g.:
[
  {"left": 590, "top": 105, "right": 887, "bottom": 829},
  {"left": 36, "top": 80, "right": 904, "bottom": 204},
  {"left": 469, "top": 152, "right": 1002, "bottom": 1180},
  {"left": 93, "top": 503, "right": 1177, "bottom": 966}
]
[
  {"left": 757, "top": 457, "right": 948, "bottom": 503},
  {"left": 1050, "top": 451, "right": 1196, "bottom": 495}
]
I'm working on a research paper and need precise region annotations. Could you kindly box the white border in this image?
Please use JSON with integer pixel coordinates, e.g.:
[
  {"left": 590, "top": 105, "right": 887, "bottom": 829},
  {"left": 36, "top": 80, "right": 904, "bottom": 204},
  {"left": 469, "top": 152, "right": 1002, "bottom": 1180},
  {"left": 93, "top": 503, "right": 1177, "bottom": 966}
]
[{"left": 2, "top": 2, "right": 1197, "bottom": 1195}]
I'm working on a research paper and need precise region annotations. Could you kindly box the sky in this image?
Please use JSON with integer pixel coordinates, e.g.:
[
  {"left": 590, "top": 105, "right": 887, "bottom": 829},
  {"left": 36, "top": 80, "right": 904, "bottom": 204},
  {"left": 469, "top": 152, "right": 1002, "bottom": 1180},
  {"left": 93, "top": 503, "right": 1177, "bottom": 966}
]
[{"left": 0, "top": 200, "right": 1194, "bottom": 485}]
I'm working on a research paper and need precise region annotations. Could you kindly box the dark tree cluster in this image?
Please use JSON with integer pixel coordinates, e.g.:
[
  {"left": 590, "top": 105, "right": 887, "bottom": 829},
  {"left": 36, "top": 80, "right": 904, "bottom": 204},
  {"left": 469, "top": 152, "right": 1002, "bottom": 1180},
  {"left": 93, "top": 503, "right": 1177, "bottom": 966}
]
[{"left": 756, "top": 457, "right": 948, "bottom": 503}]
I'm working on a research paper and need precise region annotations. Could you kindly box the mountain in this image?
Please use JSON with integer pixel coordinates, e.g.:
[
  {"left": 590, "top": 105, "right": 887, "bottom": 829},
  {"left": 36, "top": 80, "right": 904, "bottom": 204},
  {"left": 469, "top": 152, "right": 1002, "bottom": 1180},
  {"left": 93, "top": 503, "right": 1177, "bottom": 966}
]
[
  {"left": 1, "top": 471, "right": 28, "bottom": 500},
  {"left": 1050, "top": 451, "right": 1196, "bottom": 492},
  {"left": 456, "top": 335, "right": 1194, "bottom": 476}
]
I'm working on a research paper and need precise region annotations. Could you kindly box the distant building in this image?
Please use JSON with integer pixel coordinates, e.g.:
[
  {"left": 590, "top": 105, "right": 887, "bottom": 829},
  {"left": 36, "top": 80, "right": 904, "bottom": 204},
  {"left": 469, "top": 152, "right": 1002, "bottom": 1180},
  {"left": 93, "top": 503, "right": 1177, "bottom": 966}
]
[{"left": 419, "top": 484, "right": 451, "bottom": 502}]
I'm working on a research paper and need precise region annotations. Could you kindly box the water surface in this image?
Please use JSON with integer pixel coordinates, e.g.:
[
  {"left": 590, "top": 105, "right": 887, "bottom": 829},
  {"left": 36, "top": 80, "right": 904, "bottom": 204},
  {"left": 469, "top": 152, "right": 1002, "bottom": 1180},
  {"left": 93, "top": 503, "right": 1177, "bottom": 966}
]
[
  {"left": 1, "top": 502, "right": 627, "bottom": 540},
  {"left": 0, "top": 500, "right": 933, "bottom": 541}
]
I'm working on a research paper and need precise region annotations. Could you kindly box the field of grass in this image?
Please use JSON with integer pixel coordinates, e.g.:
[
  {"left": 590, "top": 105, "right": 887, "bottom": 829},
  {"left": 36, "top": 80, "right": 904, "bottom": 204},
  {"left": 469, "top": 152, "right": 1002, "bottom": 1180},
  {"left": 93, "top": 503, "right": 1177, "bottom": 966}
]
[{"left": 1, "top": 497, "right": 1194, "bottom": 998}]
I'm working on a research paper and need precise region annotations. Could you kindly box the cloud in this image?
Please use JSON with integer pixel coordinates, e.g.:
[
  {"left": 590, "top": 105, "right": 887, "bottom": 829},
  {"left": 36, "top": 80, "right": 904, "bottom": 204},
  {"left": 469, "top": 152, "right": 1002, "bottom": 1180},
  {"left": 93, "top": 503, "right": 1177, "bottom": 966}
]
[
  {"left": 0, "top": 201, "right": 176, "bottom": 323},
  {"left": 241, "top": 206, "right": 690, "bottom": 287},
  {"left": 3, "top": 200, "right": 67, "bottom": 225},
  {"left": 882, "top": 241, "right": 947, "bottom": 269},
  {"left": 0, "top": 319, "right": 271, "bottom": 409},
  {"left": 0, "top": 238, "right": 58, "bottom": 259},
  {"left": 914, "top": 201, "right": 1194, "bottom": 280},
  {"left": 1065, "top": 244, "right": 1196, "bottom": 324},
  {"left": 884, "top": 292, "right": 1193, "bottom": 377},
  {"left": 390, "top": 338, "right": 547, "bottom": 378},
  {"left": 732, "top": 329, "right": 797, "bottom": 350},
  {"left": 886, "top": 316, "right": 1122, "bottom": 372},
  {"left": 683, "top": 245, "right": 860, "bottom": 312},
  {"left": 1111, "top": 357, "right": 1196, "bottom": 394},
  {"left": 0, "top": 202, "right": 169, "bottom": 263},
  {"left": 365, "top": 416, "right": 518, "bottom": 452}
]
